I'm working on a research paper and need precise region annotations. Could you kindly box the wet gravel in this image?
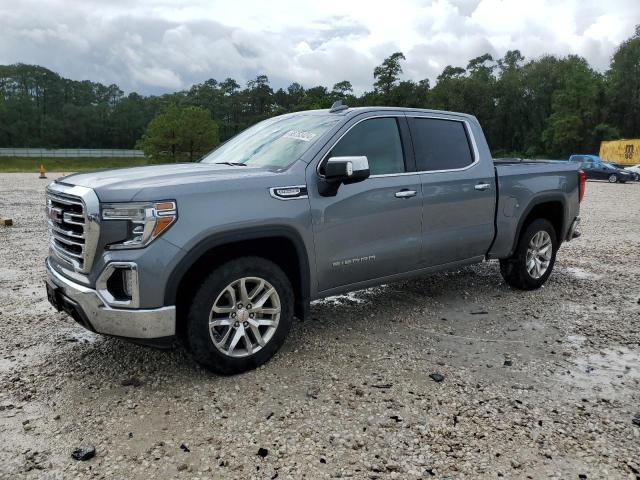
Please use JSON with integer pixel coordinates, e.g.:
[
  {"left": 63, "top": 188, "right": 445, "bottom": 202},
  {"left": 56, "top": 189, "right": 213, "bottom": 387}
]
[{"left": 1, "top": 173, "right": 639, "bottom": 479}]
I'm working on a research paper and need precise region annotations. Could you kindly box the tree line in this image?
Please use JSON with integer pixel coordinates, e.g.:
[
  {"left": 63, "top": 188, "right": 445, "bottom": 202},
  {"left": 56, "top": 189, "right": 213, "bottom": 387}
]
[{"left": 1, "top": 26, "right": 638, "bottom": 159}]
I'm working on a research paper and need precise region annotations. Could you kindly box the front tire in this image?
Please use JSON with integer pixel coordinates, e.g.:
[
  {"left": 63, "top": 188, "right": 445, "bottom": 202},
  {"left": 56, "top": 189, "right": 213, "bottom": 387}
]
[
  {"left": 500, "top": 218, "right": 558, "bottom": 290},
  {"left": 186, "top": 257, "right": 294, "bottom": 375},
  {"left": 608, "top": 174, "right": 618, "bottom": 183}
]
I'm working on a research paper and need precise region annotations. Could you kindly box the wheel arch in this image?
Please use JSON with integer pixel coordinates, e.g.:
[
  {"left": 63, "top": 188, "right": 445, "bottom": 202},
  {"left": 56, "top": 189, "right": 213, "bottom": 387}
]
[
  {"left": 164, "top": 226, "right": 311, "bottom": 339},
  {"left": 509, "top": 195, "right": 566, "bottom": 256}
]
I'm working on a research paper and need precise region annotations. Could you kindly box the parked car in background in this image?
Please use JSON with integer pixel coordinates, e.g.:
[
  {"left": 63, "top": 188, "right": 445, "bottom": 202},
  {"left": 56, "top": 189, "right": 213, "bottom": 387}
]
[
  {"left": 623, "top": 164, "right": 640, "bottom": 181},
  {"left": 568, "top": 154, "right": 635, "bottom": 183}
]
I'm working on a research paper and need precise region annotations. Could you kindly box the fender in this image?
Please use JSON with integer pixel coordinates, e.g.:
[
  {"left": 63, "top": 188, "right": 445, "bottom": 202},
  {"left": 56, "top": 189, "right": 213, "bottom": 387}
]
[
  {"left": 508, "top": 193, "right": 568, "bottom": 257},
  {"left": 163, "top": 225, "right": 312, "bottom": 318}
]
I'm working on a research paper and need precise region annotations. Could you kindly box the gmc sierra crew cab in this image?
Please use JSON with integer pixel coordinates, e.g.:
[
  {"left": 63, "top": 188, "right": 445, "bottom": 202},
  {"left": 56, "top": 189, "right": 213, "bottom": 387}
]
[{"left": 45, "top": 105, "right": 584, "bottom": 374}]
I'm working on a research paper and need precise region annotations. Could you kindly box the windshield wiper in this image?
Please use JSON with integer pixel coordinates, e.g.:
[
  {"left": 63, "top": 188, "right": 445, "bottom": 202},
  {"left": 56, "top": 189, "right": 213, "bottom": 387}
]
[{"left": 214, "top": 161, "right": 247, "bottom": 167}]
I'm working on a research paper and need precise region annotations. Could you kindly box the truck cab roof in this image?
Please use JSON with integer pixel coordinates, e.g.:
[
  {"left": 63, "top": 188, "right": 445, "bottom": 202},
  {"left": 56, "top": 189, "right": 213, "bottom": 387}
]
[{"left": 297, "top": 105, "right": 477, "bottom": 122}]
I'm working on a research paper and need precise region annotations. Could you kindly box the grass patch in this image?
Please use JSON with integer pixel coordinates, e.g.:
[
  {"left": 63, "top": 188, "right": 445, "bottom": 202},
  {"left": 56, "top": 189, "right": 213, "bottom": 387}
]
[{"left": 0, "top": 156, "right": 176, "bottom": 173}]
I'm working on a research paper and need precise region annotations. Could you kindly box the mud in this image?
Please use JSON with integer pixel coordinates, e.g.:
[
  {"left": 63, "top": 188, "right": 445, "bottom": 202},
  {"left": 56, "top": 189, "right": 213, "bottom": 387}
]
[{"left": 1, "top": 174, "right": 639, "bottom": 479}]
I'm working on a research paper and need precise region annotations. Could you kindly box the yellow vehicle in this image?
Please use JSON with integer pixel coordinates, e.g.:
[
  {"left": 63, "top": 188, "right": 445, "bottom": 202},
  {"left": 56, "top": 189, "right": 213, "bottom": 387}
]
[{"left": 599, "top": 139, "right": 640, "bottom": 166}]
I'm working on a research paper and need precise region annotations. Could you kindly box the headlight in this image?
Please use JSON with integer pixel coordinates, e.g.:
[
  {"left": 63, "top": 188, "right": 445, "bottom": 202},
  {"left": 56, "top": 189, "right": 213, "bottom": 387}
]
[{"left": 101, "top": 201, "right": 177, "bottom": 249}]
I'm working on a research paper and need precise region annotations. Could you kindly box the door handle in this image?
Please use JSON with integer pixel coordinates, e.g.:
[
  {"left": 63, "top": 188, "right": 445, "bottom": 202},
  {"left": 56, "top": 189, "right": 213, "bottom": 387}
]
[
  {"left": 474, "top": 183, "right": 491, "bottom": 191},
  {"left": 395, "top": 189, "right": 417, "bottom": 199}
]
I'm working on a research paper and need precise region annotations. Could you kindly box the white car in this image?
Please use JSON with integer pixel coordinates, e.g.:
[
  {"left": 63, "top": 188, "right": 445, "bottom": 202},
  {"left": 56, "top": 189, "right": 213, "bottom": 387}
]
[{"left": 624, "top": 164, "right": 640, "bottom": 180}]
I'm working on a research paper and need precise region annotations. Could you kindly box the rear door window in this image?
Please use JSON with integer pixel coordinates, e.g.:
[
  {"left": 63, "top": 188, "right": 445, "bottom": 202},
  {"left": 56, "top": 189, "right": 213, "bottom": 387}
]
[{"left": 409, "top": 118, "right": 474, "bottom": 171}]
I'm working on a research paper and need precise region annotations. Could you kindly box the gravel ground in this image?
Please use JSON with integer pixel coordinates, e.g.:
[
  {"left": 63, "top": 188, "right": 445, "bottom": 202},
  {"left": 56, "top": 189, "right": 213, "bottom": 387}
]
[{"left": 1, "top": 173, "right": 639, "bottom": 480}]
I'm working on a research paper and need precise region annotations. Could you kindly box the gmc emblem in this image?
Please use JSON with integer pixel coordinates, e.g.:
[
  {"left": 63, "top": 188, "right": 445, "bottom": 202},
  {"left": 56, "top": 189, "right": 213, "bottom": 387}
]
[{"left": 48, "top": 206, "right": 63, "bottom": 223}]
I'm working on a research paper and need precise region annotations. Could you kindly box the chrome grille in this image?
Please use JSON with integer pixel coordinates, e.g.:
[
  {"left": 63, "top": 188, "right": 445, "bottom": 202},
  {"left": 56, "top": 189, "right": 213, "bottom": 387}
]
[
  {"left": 47, "top": 191, "right": 87, "bottom": 270},
  {"left": 46, "top": 183, "right": 100, "bottom": 277}
]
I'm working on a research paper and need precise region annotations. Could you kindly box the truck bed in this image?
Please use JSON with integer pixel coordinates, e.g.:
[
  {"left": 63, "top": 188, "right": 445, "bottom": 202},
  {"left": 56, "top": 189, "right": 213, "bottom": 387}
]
[{"left": 488, "top": 159, "right": 581, "bottom": 259}]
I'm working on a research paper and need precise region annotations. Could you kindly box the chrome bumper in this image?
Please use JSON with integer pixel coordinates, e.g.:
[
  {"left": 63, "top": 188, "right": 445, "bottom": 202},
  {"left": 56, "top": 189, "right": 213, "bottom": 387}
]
[{"left": 46, "top": 258, "right": 175, "bottom": 339}]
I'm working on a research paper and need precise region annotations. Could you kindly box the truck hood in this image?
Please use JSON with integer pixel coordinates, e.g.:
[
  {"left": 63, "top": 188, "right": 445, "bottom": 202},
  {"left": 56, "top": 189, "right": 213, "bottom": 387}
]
[{"left": 57, "top": 162, "right": 282, "bottom": 201}]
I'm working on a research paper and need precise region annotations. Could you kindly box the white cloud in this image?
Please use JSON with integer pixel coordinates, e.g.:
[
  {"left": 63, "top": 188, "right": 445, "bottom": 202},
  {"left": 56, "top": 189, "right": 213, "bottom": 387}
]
[{"left": 0, "top": 0, "right": 637, "bottom": 94}]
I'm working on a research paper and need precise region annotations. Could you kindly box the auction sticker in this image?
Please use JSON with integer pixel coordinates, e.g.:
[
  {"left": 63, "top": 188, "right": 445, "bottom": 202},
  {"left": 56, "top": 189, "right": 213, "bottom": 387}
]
[{"left": 283, "top": 130, "right": 317, "bottom": 142}]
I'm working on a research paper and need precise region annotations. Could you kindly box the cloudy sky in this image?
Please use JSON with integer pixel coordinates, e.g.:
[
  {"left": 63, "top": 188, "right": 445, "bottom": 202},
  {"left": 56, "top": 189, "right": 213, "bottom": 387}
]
[{"left": 1, "top": 0, "right": 638, "bottom": 95}]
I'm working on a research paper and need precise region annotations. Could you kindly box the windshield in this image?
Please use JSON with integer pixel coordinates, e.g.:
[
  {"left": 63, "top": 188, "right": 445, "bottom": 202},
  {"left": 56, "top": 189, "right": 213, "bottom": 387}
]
[
  {"left": 602, "top": 162, "right": 616, "bottom": 170},
  {"left": 201, "top": 114, "right": 340, "bottom": 168}
]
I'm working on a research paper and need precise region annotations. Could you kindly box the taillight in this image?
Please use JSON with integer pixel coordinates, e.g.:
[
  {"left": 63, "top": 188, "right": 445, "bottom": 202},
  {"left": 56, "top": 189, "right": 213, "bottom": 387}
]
[{"left": 578, "top": 170, "right": 586, "bottom": 203}]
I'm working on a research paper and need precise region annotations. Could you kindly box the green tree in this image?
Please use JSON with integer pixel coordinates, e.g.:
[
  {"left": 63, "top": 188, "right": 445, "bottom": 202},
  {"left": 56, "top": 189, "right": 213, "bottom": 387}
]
[
  {"left": 187, "top": 79, "right": 221, "bottom": 118},
  {"left": 429, "top": 66, "right": 467, "bottom": 112},
  {"left": 287, "top": 82, "right": 306, "bottom": 105},
  {"left": 296, "top": 86, "right": 332, "bottom": 110},
  {"left": 136, "top": 105, "right": 219, "bottom": 161},
  {"left": 605, "top": 25, "right": 640, "bottom": 137},
  {"left": 463, "top": 54, "right": 496, "bottom": 145},
  {"left": 246, "top": 74, "right": 273, "bottom": 117},
  {"left": 391, "top": 80, "right": 419, "bottom": 107},
  {"left": 331, "top": 80, "right": 353, "bottom": 97},
  {"left": 542, "top": 56, "right": 603, "bottom": 156},
  {"left": 593, "top": 123, "right": 620, "bottom": 142},
  {"left": 373, "top": 52, "right": 406, "bottom": 100},
  {"left": 493, "top": 50, "right": 527, "bottom": 154}
]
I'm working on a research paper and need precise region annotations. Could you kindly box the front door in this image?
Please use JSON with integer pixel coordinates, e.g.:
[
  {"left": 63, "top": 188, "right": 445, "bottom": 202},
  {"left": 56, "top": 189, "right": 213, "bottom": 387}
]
[{"left": 307, "top": 115, "right": 423, "bottom": 292}]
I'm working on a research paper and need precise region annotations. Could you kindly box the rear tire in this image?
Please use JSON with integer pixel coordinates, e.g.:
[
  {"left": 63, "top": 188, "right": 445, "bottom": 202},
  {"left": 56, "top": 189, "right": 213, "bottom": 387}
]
[
  {"left": 500, "top": 218, "right": 558, "bottom": 290},
  {"left": 186, "top": 257, "right": 294, "bottom": 375},
  {"left": 608, "top": 174, "right": 618, "bottom": 183}
]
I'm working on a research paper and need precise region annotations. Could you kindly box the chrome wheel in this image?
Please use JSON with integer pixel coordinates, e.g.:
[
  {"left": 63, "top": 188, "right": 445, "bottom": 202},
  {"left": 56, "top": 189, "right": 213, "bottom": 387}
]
[
  {"left": 608, "top": 174, "right": 617, "bottom": 183},
  {"left": 209, "top": 277, "right": 281, "bottom": 358},
  {"left": 526, "top": 231, "right": 552, "bottom": 279}
]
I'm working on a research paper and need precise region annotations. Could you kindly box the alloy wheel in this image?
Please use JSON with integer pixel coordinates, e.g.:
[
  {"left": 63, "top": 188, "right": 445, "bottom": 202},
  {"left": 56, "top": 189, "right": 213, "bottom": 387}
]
[
  {"left": 208, "top": 277, "right": 281, "bottom": 358},
  {"left": 526, "top": 231, "right": 552, "bottom": 279}
]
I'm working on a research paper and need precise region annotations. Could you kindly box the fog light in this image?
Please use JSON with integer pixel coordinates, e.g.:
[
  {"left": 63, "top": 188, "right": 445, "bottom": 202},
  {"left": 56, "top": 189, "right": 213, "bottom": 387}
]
[
  {"left": 122, "top": 269, "right": 134, "bottom": 298},
  {"left": 96, "top": 262, "right": 139, "bottom": 308}
]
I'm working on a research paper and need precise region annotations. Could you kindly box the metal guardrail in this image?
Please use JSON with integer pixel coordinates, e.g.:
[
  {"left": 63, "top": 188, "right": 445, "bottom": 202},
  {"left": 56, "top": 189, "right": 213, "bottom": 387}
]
[{"left": 0, "top": 148, "right": 145, "bottom": 158}]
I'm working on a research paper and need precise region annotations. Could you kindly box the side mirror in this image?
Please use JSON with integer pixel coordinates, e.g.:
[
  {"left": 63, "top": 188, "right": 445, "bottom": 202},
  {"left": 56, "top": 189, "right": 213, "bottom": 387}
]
[
  {"left": 319, "top": 156, "right": 370, "bottom": 196},
  {"left": 325, "top": 156, "right": 370, "bottom": 182}
]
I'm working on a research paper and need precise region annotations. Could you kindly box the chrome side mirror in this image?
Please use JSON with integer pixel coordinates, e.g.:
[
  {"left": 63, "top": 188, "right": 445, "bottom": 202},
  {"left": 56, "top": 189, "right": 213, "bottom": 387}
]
[
  {"left": 324, "top": 156, "right": 370, "bottom": 182},
  {"left": 319, "top": 156, "right": 370, "bottom": 196}
]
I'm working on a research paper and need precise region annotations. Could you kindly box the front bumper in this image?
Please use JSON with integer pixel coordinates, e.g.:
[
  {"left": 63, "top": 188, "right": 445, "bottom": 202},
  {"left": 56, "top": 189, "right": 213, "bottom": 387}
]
[{"left": 46, "top": 258, "right": 176, "bottom": 339}]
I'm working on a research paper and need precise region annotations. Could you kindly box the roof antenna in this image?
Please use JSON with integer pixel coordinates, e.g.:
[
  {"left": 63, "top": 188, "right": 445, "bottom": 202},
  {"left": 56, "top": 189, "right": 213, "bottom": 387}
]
[{"left": 329, "top": 100, "right": 348, "bottom": 113}]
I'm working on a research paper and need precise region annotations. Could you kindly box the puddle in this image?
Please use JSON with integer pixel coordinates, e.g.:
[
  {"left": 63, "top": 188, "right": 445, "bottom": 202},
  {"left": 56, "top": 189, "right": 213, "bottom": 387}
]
[
  {"left": 0, "top": 343, "right": 54, "bottom": 374},
  {"left": 565, "top": 267, "right": 602, "bottom": 280},
  {"left": 566, "top": 334, "right": 587, "bottom": 346},
  {"left": 563, "top": 345, "right": 639, "bottom": 394},
  {"left": 558, "top": 300, "right": 618, "bottom": 317},
  {"left": 0, "top": 328, "right": 100, "bottom": 375},
  {"left": 312, "top": 286, "right": 387, "bottom": 306},
  {"left": 66, "top": 327, "right": 100, "bottom": 344},
  {"left": 0, "top": 358, "right": 13, "bottom": 374},
  {"left": 0, "top": 267, "right": 21, "bottom": 282}
]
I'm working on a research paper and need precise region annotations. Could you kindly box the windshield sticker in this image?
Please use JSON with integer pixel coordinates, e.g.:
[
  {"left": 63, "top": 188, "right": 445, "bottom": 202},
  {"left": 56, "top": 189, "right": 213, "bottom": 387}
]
[{"left": 283, "top": 130, "right": 317, "bottom": 142}]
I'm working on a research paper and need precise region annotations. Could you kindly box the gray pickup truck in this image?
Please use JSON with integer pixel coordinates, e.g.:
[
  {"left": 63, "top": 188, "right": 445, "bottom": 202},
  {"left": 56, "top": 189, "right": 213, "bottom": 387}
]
[{"left": 45, "top": 106, "right": 584, "bottom": 374}]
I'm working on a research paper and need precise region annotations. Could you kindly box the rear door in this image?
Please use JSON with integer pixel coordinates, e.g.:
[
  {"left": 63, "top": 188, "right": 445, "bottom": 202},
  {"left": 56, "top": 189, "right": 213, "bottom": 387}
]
[
  {"left": 407, "top": 115, "right": 496, "bottom": 266},
  {"left": 308, "top": 114, "right": 423, "bottom": 292}
]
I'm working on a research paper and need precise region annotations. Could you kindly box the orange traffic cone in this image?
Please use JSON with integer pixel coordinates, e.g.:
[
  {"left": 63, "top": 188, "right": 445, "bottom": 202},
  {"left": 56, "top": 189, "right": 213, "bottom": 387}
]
[{"left": 39, "top": 164, "right": 47, "bottom": 179}]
